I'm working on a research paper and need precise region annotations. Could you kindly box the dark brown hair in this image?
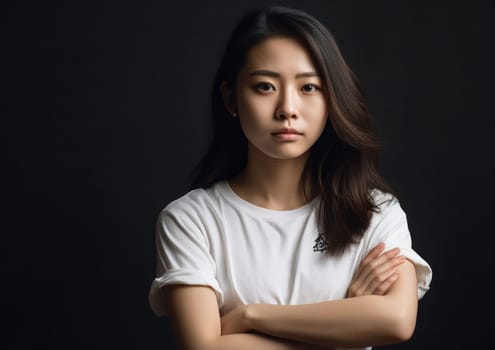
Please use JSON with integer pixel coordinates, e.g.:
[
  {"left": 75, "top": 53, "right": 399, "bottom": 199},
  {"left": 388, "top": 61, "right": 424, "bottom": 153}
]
[{"left": 190, "top": 5, "right": 396, "bottom": 254}]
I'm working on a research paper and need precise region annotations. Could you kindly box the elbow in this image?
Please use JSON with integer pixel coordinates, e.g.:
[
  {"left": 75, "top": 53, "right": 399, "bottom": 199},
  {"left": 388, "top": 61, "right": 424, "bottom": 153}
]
[
  {"left": 387, "top": 309, "right": 417, "bottom": 343},
  {"left": 391, "top": 320, "right": 415, "bottom": 343}
]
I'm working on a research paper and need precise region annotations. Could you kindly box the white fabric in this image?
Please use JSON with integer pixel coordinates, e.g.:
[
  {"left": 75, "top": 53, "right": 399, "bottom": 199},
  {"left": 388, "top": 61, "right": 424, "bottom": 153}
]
[{"left": 149, "top": 180, "right": 432, "bottom": 349}]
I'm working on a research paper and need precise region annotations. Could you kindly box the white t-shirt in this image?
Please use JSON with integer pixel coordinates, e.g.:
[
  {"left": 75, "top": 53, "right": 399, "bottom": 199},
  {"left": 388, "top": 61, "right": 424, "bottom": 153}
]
[{"left": 149, "top": 180, "right": 432, "bottom": 349}]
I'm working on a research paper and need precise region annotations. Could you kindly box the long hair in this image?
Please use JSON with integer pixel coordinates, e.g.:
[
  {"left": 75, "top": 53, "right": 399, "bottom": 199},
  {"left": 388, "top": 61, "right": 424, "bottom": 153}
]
[{"left": 190, "top": 6, "right": 396, "bottom": 254}]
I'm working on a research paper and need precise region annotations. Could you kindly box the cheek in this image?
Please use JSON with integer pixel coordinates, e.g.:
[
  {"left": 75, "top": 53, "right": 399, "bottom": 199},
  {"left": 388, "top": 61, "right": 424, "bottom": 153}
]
[
  {"left": 307, "top": 95, "right": 327, "bottom": 115},
  {"left": 304, "top": 98, "right": 328, "bottom": 134},
  {"left": 239, "top": 88, "right": 271, "bottom": 112},
  {"left": 237, "top": 91, "right": 274, "bottom": 129},
  {"left": 314, "top": 117, "right": 328, "bottom": 140}
]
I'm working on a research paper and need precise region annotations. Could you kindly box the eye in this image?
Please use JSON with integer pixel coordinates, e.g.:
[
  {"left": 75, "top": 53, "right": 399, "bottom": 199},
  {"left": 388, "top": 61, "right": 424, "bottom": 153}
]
[
  {"left": 302, "top": 84, "right": 321, "bottom": 93},
  {"left": 255, "top": 82, "right": 275, "bottom": 92}
]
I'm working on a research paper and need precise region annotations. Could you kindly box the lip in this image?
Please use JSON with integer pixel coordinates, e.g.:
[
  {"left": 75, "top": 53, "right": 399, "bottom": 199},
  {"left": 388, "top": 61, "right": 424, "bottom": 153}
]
[
  {"left": 271, "top": 128, "right": 303, "bottom": 141},
  {"left": 272, "top": 133, "right": 301, "bottom": 141},
  {"left": 271, "top": 128, "right": 303, "bottom": 135}
]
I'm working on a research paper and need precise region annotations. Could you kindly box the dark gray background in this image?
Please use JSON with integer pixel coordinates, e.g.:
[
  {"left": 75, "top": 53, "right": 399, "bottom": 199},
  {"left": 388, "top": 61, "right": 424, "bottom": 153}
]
[{"left": 6, "top": 0, "right": 494, "bottom": 349}]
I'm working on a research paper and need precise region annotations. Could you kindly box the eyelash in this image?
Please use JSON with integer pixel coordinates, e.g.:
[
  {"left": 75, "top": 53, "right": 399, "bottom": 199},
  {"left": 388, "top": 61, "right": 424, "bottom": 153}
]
[{"left": 255, "top": 82, "right": 321, "bottom": 93}]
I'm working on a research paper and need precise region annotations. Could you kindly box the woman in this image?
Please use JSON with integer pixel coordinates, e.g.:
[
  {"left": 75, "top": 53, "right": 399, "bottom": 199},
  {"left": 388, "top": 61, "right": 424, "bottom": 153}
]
[{"left": 149, "top": 5, "right": 432, "bottom": 350}]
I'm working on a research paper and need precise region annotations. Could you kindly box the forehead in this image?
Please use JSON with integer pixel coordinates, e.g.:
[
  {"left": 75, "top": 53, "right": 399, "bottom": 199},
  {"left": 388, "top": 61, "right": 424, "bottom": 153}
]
[{"left": 241, "top": 36, "right": 318, "bottom": 75}]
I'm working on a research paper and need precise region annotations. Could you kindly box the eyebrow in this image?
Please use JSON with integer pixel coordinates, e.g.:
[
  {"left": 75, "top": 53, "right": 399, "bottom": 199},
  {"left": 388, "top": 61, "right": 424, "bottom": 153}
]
[{"left": 249, "top": 69, "right": 320, "bottom": 78}]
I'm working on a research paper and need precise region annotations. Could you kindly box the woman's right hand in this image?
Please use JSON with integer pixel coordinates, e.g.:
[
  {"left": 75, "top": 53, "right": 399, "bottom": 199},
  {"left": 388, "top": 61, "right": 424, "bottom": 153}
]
[{"left": 347, "top": 243, "right": 406, "bottom": 298}]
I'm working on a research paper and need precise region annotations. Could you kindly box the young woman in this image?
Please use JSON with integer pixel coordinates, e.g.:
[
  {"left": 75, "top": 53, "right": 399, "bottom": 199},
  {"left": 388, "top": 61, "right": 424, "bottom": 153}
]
[{"left": 149, "top": 6, "right": 432, "bottom": 350}]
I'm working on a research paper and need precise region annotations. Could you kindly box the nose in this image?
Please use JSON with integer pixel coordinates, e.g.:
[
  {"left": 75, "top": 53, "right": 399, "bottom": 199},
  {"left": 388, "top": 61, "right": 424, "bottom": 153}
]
[{"left": 274, "top": 87, "right": 298, "bottom": 121}]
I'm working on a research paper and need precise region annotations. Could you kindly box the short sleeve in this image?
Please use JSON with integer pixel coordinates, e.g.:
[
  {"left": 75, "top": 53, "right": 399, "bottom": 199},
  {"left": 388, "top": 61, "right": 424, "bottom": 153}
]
[
  {"left": 360, "top": 193, "right": 432, "bottom": 299},
  {"left": 148, "top": 204, "right": 224, "bottom": 317}
]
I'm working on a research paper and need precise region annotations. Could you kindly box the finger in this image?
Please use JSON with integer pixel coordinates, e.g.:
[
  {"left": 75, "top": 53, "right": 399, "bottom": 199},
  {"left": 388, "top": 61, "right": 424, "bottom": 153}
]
[
  {"left": 365, "top": 266, "right": 400, "bottom": 296},
  {"left": 360, "top": 255, "right": 405, "bottom": 293},
  {"left": 362, "top": 253, "right": 404, "bottom": 283},
  {"left": 372, "top": 271, "right": 399, "bottom": 295},
  {"left": 355, "top": 243, "right": 385, "bottom": 276},
  {"left": 382, "top": 247, "right": 402, "bottom": 259},
  {"left": 361, "top": 247, "right": 400, "bottom": 275},
  {"left": 348, "top": 259, "right": 398, "bottom": 298},
  {"left": 351, "top": 245, "right": 393, "bottom": 294},
  {"left": 360, "top": 243, "right": 386, "bottom": 267},
  {"left": 357, "top": 247, "right": 401, "bottom": 284},
  {"left": 348, "top": 279, "right": 369, "bottom": 298},
  {"left": 350, "top": 247, "right": 403, "bottom": 297}
]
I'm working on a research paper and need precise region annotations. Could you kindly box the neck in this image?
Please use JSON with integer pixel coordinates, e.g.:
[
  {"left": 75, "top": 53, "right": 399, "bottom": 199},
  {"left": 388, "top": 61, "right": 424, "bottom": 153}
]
[{"left": 230, "top": 145, "right": 312, "bottom": 210}]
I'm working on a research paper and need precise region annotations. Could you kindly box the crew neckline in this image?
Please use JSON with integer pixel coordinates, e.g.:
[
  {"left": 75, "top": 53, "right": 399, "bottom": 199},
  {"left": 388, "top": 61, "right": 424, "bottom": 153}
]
[{"left": 217, "top": 180, "right": 319, "bottom": 218}]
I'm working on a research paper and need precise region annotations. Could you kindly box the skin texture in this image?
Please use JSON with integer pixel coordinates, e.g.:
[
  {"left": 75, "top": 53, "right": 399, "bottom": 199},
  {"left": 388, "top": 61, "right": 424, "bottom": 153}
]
[
  {"left": 347, "top": 243, "right": 405, "bottom": 297},
  {"left": 164, "top": 247, "right": 407, "bottom": 350},
  {"left": 232, "top": 36, "right": 328, "bottom": 161},
  {"left": 219, "top": 261, "right": 417, "bottom": 348},
  {"left": 221, "top": 36, "right": 328, "bottom": 210},
  {"left": 163, "top": 285, "right": 328, "bottom": 350},
  {"left": 163, "top": 37, "right": 417, "bottom": 350}
]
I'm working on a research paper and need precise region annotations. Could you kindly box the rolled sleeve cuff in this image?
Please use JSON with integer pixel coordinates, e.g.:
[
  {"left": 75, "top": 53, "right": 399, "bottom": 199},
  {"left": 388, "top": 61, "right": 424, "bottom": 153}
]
[
  {"left": 148, "top": 268, "right": 224, "bottom": 316},
  {"left": 399, "top": 248, "right": 432, "bottom": 300}
]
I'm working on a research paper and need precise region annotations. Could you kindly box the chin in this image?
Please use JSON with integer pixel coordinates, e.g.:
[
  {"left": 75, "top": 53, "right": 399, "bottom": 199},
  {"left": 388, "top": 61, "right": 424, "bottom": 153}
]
[
  {"left": 249, "top": 141, "right": 311, "bottom": 161},
  {"left": 265, "top": 149, "right": 309, "bottom": 160}
]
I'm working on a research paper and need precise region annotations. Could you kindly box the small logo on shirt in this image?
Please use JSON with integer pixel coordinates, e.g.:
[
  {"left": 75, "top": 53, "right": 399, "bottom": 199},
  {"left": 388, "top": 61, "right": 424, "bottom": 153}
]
[{"left": 313, "top": 233, "right": 328, "bottom": 253}]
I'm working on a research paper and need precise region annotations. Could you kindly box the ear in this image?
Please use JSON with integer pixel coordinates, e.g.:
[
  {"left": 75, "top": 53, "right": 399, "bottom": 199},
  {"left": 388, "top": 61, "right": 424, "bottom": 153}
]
[{"left": 220, "top": 81, "right": 237, "bottom": 116}]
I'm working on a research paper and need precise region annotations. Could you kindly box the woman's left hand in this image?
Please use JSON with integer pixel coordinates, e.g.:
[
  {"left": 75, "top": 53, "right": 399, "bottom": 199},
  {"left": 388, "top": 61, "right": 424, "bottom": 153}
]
[
  {"left": 220, "top": 303, "right": 251, "bottom": 335},
  {"left": 347, "top": 243, "right": 405, "bottom": 298}
]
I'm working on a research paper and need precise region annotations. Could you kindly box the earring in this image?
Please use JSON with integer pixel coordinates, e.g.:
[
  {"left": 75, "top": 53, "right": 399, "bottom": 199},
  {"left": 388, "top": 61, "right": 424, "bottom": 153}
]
[{"left": 232, "top": 112, "right": 237, "bottom": 118}]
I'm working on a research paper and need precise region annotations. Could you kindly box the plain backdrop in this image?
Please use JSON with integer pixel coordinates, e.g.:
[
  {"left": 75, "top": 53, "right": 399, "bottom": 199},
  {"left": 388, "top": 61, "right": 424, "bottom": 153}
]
[{"left": 5, "top": 0, "right": 495, "bottom": 349}]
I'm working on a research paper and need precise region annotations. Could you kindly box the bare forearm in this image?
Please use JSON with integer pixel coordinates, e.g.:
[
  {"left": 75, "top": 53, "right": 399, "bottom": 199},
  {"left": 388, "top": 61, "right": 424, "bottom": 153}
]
[
  {"left": 246, "top": 263, "right": 418, "bottom": 349},
  {"left": 248, "top": 296, "right": 411, "bottom": 348},
  {"left": 203, "top": 332, "right": 332, "bottom": 350}
]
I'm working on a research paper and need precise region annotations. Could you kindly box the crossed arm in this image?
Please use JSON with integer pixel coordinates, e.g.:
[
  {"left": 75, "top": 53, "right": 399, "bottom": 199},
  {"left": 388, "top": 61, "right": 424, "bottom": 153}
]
[{"left": 163, "top": 245, "right": 418, "bottom": 350}]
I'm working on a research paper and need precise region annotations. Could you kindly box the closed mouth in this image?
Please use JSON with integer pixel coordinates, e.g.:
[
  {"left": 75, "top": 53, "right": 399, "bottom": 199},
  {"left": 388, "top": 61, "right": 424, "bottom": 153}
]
[{"left": 271, "top": 128, "right": 303, "bottom": 135}]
